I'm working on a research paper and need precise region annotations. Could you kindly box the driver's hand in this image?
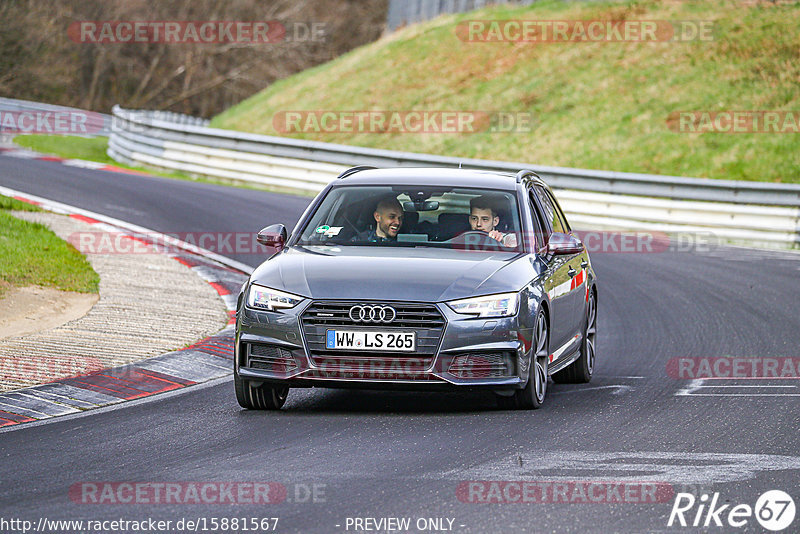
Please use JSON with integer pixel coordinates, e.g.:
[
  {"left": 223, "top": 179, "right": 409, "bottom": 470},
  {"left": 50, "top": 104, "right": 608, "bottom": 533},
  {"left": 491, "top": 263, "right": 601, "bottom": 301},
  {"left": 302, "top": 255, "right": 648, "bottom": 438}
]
[
  {"left": 502, "top": 233, "right": 517, "bottom": 247},
  {"left": 488, "top": 230, "right": 504, "bottom": 242},
  {"left": 488, "top": 230, "right": 517, "bottom": 247}
]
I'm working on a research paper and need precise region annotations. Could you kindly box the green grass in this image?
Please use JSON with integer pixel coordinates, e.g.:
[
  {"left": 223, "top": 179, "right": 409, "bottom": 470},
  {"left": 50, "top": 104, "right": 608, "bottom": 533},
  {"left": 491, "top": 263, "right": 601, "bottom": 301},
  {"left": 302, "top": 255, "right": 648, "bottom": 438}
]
[
  {"left": 0, "top": 195, "right": 99, "bottom": 297},
  {"left": 14, "top": 135, "right": 115, "bottom": 164},
  {"left": 13, "top": 135, "right": 318, "bottom": 197},
  {"left": 212, "top": 0, "right": 800, "bottom": 183},
  {"left": 0, "top": 195, "right": 41, "bottom": 212}
]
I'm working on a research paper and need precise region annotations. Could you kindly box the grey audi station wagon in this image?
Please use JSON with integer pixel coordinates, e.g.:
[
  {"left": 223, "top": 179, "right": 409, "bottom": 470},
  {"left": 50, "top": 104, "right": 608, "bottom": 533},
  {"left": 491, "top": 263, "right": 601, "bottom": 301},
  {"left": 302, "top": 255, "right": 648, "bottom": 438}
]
[{"left": 234, "top": 167, "right": 597, "bottom": 410}]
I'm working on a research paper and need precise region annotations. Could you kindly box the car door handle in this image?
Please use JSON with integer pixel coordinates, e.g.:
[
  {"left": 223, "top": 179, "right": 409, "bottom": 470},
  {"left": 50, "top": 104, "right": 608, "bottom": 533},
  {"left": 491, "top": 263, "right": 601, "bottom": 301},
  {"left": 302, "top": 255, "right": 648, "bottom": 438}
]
[
  {"left": 580, "top": 260, "right": 588, "bottom": 269},
  {"left": 568, "top": 267, "right": 577, "bottom": 277}
]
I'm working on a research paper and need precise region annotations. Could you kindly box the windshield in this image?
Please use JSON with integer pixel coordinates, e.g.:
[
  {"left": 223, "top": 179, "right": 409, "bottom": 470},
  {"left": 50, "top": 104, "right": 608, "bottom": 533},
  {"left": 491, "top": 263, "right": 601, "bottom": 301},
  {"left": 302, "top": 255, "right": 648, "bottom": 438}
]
[{"left": 296, "top": 185, "right": 522, "bottom": 252}]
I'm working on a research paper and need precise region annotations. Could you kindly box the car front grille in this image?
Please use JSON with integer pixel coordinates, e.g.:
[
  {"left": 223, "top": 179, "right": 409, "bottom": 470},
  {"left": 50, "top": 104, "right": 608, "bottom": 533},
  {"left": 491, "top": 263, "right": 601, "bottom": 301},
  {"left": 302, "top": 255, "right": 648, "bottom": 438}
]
[
  {"left": 301, "top": 301, "right": 445, "bottom": 372},
  {"left": 246, "top": 343, "right": 298, "bottom": 373},
  {"left": 447, "top": 351, "right": 515, "bottom": 378}
]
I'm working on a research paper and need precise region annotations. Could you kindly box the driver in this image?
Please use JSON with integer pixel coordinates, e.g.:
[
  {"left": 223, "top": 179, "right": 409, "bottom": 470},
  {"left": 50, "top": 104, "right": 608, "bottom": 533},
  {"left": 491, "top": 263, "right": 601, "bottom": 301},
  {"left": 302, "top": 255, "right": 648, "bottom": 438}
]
[
  {"left": 352, "top": 196, "right": 404, "bottom": 243},
  {"left": 468, "top": 195, "right": 517, "bottom": 247}
]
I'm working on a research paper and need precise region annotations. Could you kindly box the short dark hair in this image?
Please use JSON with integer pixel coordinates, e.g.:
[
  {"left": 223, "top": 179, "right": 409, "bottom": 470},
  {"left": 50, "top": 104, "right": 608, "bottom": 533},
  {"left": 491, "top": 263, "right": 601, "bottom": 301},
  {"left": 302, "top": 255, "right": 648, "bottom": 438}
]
[
  {"left": 375, "top": 195, "right": 402, "bottom": 214},
  {"left": 469, "top": 195, "right": 500, "bottom": 218}
]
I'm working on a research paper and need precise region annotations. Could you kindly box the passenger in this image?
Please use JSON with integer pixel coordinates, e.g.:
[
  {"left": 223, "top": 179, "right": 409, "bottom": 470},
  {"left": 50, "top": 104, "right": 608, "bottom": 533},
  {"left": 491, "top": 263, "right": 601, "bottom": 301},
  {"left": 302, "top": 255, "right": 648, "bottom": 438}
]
[
  {"left": 468, "top": 195, "right": 517, "bottom": 247},
  {"left": 352, "top": 196, "right": 404, "bottom": 243}
]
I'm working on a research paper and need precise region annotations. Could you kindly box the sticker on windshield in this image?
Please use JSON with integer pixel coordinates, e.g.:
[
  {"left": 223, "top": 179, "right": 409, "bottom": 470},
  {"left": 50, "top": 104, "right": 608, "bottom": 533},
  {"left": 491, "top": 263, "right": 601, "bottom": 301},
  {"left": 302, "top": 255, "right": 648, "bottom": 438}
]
[{"left": 315, "top": 225, "right": 342, "bottom": 237}]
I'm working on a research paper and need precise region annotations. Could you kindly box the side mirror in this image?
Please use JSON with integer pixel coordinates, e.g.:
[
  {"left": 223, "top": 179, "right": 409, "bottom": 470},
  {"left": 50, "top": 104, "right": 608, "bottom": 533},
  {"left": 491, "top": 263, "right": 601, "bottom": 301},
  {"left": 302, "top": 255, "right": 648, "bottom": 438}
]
[
  {"left": 547, "top": 232, "right": 583, "bottom": 255},
  {"left": 257, "top": 224, "right": 288, "bottom": 252}
]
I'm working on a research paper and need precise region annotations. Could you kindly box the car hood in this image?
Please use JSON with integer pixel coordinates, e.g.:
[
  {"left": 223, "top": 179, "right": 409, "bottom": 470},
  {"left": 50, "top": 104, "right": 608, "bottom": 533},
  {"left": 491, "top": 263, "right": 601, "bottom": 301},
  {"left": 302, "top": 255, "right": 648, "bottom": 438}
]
[{"left": 249, "top": 245, "right": 534, "bottom": 302}]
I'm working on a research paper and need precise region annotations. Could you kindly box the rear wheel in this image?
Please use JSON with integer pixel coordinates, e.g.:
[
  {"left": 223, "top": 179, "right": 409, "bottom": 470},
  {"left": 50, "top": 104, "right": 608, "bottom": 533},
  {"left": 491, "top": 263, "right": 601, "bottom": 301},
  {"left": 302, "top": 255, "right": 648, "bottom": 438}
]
[
  {"left": 496, "top": 309, "right": 548, "bottom": 410},
  {"left": 235, "top": 370, "right": 289, "bottom": 410},
  {"left": 552, "top": 289, "right": 596, "bottom": 384}
]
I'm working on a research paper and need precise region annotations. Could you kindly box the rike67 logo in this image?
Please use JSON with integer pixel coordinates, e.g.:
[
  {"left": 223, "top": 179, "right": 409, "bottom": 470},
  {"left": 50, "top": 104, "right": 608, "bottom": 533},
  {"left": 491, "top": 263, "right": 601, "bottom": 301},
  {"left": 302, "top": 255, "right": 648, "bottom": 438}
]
[{"left": 668, "top": 490, "right": 795, "bottom": 531}]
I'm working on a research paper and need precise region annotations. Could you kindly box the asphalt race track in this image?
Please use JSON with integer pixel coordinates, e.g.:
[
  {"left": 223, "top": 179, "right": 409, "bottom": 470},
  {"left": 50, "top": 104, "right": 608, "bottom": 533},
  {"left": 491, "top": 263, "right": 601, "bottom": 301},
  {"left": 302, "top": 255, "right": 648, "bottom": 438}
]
[{"left": 1, "top": 155, "right": 799, "bottom": 533}]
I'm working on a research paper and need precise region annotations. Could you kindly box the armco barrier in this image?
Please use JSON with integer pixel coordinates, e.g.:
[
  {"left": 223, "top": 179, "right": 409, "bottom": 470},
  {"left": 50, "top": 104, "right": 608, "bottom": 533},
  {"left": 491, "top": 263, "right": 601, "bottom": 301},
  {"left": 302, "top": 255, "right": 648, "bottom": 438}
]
[
  {"left": 107, "top": 106, "right": 800, "bottom": 248},
  {"left": 0, "top": 97, "right": 111, "bottom": 137}
]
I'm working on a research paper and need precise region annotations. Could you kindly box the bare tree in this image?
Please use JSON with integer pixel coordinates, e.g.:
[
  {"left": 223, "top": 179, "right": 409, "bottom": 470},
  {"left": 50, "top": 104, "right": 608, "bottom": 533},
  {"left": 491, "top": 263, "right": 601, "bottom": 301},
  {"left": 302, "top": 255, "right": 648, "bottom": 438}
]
[{"left": 0, "top": 0, "right": 388, "bottom": 116}]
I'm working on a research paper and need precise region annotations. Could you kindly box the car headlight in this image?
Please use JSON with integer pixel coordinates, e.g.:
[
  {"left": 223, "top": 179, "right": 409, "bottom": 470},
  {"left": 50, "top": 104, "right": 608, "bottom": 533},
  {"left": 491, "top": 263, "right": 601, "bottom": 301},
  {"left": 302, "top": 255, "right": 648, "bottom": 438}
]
[
  {"left": 446, "top": 292, "right": 519, "bottom": 318},
  {"left": 247, "top": 284, "right": 303, "bottom": 311}
]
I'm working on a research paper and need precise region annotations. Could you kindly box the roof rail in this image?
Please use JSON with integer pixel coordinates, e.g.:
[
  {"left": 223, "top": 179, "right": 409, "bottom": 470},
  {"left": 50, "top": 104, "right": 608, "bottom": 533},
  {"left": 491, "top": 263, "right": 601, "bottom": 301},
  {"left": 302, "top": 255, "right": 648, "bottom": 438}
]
[
  {"left": 515, "top": 169, "right": 542, "bottom": 184},
  {"left": 337, "top": 165, "right": 378, "bottom": 179}
]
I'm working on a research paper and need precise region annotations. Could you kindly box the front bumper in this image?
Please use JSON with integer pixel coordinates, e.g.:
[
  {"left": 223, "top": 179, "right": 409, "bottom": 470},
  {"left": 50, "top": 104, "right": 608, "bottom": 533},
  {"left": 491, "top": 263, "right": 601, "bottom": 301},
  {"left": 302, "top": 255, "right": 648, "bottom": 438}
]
[{"left": 235, "top": 299, "right": 533, "bottom": 390}]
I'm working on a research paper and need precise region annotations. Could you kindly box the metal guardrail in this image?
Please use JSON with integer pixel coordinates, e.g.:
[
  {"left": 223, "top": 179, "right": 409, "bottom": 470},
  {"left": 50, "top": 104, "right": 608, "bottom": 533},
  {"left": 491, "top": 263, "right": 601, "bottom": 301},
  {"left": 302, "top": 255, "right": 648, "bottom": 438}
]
[
  {"left": 387, "top": 0, "right": 537, "bottom": 31},
  {"left": 108, "top": 106, "right": 800, "bottom": 248},
  {"left": 0, "top": 97, "right": 111, "bottom": 137}
]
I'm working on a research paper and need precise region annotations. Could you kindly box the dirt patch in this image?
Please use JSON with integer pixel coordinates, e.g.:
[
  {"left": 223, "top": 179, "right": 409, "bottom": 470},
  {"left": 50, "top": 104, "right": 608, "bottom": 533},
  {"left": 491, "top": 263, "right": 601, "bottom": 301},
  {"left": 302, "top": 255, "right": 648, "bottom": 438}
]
[{"left": 0, "top": 285, "right": 98, "bottom": 340}]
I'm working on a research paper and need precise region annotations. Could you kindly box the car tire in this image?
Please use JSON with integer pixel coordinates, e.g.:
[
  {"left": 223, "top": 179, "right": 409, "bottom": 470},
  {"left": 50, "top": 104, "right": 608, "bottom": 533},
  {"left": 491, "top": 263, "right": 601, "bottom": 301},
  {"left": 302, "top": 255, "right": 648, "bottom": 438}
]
[
  {"left": 552, "top": 289, "right": 596, "bottom": 384},
  {"left": 496, "top": 309, "right": 548, "bottom": 410},
  {"left": 235, "top": 370, "right": 289, "bottom": 410}
]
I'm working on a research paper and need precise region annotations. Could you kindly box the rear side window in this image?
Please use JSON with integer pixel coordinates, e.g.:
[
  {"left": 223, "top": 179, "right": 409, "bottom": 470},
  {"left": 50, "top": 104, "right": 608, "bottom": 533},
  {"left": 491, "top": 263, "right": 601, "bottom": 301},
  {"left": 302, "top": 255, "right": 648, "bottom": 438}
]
[
  {"left": 546, "top": 190, "right": 572, "bottom": 233},
  {"left": 527, "top": 190, "right": 547, "bottom": 249},
  {"left": 533, "top": 185, "right": 567, "bottom": 234}
]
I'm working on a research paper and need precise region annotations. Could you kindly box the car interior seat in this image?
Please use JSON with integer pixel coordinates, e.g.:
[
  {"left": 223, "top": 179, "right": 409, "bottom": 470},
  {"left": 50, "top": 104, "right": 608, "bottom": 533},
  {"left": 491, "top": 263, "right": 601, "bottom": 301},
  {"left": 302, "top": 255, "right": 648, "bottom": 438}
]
[
  {"left": 495, "top": 203, "right": 512, "bottom": 233},
  {"left": 436, "top": 212, "right": 471, "bottom": 241},
  {"left": 399, "top": 211, "right": 418, "bottom": 233}
]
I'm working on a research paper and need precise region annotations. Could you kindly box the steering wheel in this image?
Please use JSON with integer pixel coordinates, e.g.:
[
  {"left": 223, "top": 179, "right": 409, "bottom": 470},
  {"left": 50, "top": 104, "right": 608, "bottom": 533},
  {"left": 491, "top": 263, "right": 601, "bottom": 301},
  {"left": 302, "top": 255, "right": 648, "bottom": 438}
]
[
  {"left": 445, "top": 230, "right": 507, "bottom": 249},
  {"left": 456, "top": 230, "right": 494, "bottom": 240}
]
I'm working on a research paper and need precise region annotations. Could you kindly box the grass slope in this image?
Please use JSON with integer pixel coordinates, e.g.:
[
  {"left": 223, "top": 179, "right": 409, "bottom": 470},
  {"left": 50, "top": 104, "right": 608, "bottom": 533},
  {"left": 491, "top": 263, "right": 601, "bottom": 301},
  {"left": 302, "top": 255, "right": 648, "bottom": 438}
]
[
  {"left": 0, "top": 195, "right": 99, "bottom": 297},
  {"left": 212, "top": 0, "right": 800, "bottom": 183}
]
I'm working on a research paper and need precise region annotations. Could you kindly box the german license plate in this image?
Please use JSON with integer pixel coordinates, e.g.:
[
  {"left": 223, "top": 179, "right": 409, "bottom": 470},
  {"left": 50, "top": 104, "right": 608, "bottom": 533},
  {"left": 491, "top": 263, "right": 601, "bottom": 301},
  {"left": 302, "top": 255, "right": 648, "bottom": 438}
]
[{"left": 325, "top": 330, "right": 416, "bottom": 352}]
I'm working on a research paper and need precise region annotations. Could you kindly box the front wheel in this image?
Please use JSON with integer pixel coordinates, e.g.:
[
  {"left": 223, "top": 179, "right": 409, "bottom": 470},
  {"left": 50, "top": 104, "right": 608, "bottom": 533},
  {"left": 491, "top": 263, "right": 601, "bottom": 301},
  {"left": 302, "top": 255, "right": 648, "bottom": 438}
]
[
  {"left": 235, "top": 371, "right": 289, "bottom": 410},
  {"left": 496, "top": 309, "right": 548, "bottom": 410},
  {"left": 552, "top": 289, "right": 596, "bottom": 384}
]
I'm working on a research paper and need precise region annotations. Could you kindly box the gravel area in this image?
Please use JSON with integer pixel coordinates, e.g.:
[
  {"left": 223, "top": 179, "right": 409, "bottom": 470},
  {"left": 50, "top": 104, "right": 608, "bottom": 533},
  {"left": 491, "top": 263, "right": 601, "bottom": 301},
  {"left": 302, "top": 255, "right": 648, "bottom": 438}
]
[{"left": 0, "top": 211, "right": 228, "bottom": 391}]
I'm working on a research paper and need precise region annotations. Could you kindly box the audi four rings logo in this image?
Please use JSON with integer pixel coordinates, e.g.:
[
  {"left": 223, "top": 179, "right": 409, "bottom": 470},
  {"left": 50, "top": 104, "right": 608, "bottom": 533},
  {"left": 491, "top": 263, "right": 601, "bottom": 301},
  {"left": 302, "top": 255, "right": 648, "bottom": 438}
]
[{"left": 349, "top": 305, "right": 397, "bottom": 323}]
